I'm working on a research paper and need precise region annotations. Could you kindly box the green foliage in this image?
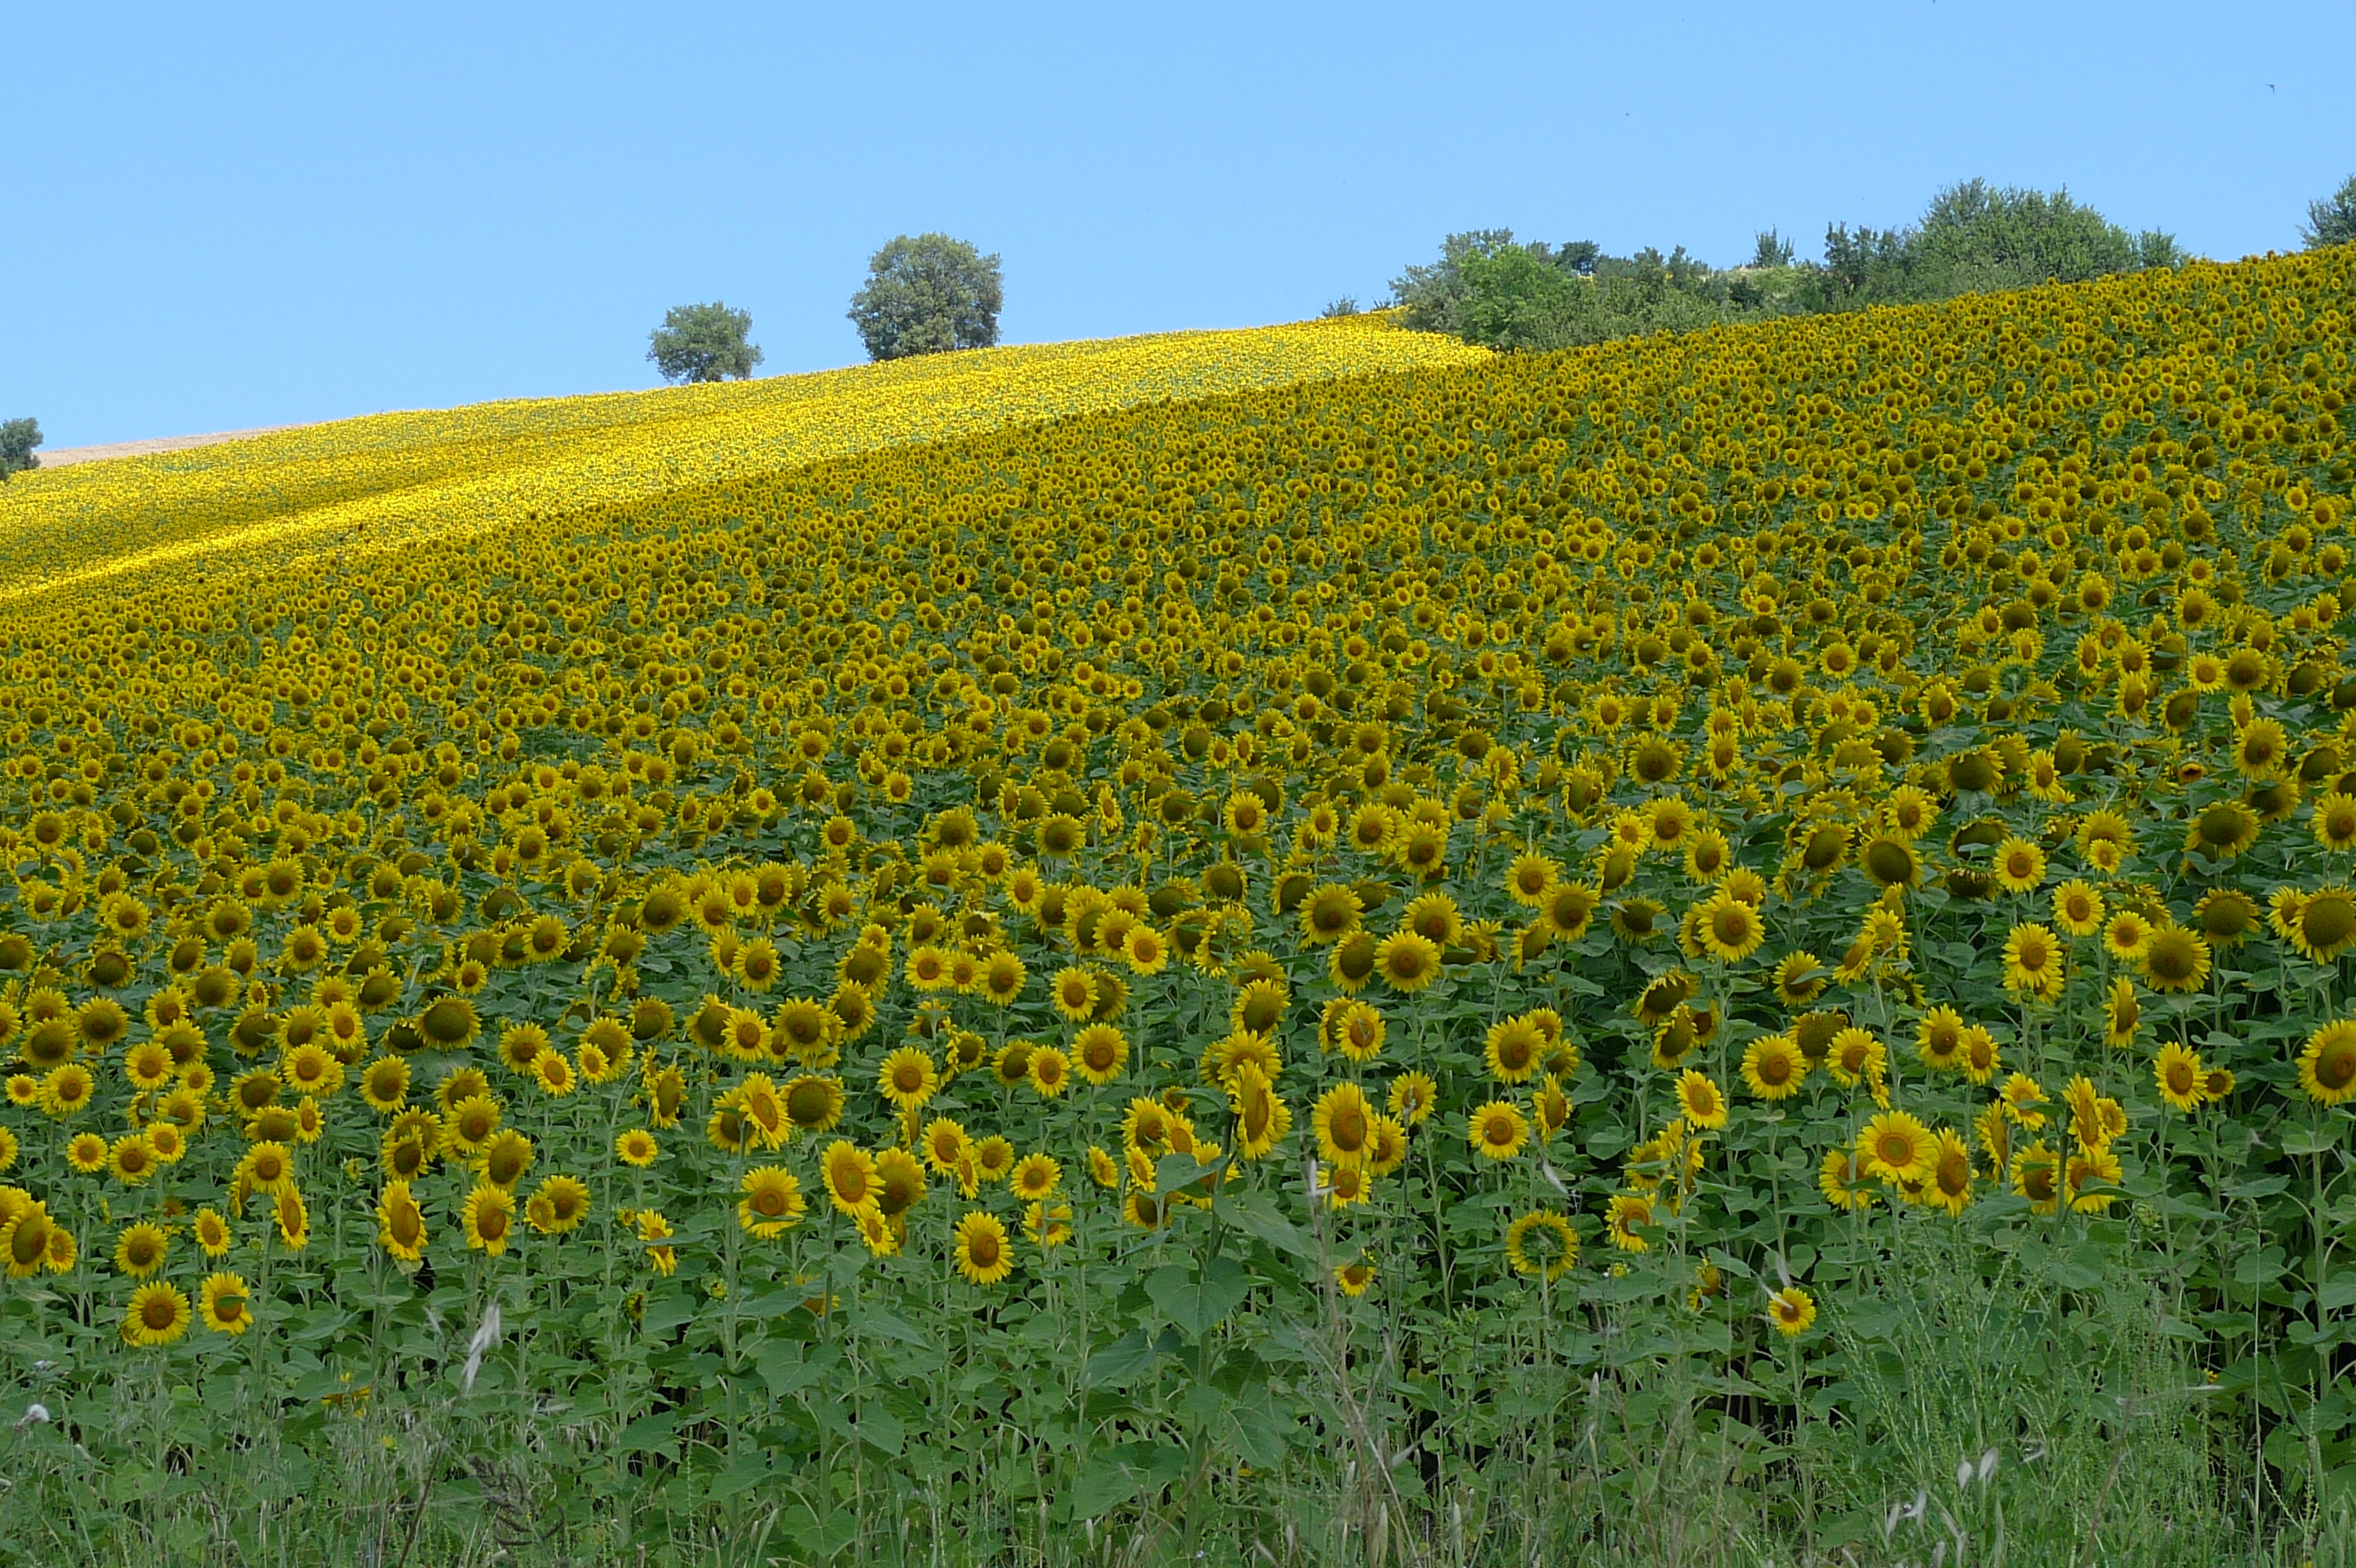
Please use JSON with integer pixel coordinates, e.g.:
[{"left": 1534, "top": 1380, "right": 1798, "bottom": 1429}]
[
  {"left": 2303, "top": 174, "right": 2356, "bottom": 250},
  {"left": 847, "top": 233, "right": 1003, "bottom": 363},
  {"left": 1807, "top": 180, "right": 2178, "bottom": 310},
  {"left": 1398, "top": 181, "right": 2181, "bottom": 348},
  {"left": 1394, "top": 231, "right": 1783, "bottom": 354},
  {"left": 0, "top": 419, "right": 39, "bottom": 482},
  {"left": 646, "top": 302, "right": 764, "bottom": 385}
]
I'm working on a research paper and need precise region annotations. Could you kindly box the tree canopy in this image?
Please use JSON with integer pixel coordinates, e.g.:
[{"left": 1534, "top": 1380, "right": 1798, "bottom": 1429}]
[
  {"left": 0, "top": 419, "right": 40, "bottom": 482},
  {"left": 2302, "top": 175, "right": 2356, "bottom": 250},
  {"left": 647, "top": 302, "right": 764, "bottom": 385},
  {"left": 848, "top": 234, "right": 1003, "bottom": 362}
]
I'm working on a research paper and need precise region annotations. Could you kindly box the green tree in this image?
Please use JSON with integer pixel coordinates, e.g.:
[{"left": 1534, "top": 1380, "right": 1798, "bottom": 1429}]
[
  {"left": 847, "top": 234, "right": 1003, "bottom": 362},
  {"left": 2301, "top": 174, "right": 2356, "bottom": 249},
  {"left": 0, "top": 418, "right": 40, "bottom": 482},
  {"left": 1749, "top": 229, "right": 1795, "bottom": 268},
  {"left": 646, "top": 302, "right": 763, "bottom": 385}
]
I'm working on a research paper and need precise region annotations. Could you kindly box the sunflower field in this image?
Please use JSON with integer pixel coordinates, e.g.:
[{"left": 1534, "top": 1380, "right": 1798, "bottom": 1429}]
[{"left": 0, "top": 254, "right": 2352, "bottom": 1566}]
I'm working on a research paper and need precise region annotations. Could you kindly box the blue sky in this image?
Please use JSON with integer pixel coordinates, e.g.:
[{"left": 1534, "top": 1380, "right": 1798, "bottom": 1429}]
[{"left": 5, "top": 1, "right": 2350, "bottom": 449}]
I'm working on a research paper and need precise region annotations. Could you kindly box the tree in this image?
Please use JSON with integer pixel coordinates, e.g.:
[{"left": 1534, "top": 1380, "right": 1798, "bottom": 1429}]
[
  {"left": 848, "top": 234, "right": 1003, "bottom": 362},
  {"left": 2301, "top": 175, "right": 2356, "bottom": 250},
  {"left": 647, "top": 302, "right": 763, "bottom": 385},
  {"left": 1749, "top": 229, "right": 1795, "bottom": 269},
  {"left": 0, "top": 418, "right": 40, "bottom": 482}
]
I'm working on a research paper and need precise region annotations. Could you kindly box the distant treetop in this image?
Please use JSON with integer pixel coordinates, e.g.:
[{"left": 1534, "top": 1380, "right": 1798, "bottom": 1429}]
[
  {"left": 647, "top": 302, "right": 764, "bottom": 385},
  {"left": 0, "top": 419, "right": 41, "bottom": 482},
  {"left": 848, "top": 234, "right": 1003, "bottom": 362}
]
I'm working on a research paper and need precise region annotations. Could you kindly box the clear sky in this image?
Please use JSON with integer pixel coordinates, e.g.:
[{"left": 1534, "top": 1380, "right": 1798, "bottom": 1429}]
[{"left": 5, "top": 1, "right": 2351, "bottom": 449}]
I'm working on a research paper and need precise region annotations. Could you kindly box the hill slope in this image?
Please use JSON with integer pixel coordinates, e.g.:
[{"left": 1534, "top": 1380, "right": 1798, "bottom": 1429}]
[{"left": 0, "top": 317, "right": 1484, "bottom": 606}]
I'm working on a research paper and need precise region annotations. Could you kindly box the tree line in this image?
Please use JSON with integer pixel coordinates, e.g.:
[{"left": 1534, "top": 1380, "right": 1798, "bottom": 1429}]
[{"left": 1381, "top": 174, "right": 2356, "bottom": 354}]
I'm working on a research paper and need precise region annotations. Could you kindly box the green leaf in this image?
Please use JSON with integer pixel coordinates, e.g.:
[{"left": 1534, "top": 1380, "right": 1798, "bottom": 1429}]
[{"left": 1146, "top": 1256, "right": 1250, "bottom": 1338}]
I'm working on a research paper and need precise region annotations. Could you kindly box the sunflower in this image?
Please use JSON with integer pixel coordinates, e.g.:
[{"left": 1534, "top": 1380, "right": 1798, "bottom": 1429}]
[
  {"left": 1676, "top": 1070, "right": 1728, "bottom": 1131},
  {"left": 1818, "top": 1148, "right": 1876, "bottom": 1211},
  {"left": 821, "top": 1141, "right": 880, "bottom": 1216},
  {"left": 2012, "top": 1141, "right": 2063, "bottom": 1215},
  {"left": 1771, "top": 951, "right": 1827, "bottom": 1009},
  {"left": 1372, "top": 930, "right": 1441, "bottom": 993},
  {"left": 877, "top": 1047, "right": 939, "bottom": 1113},
  {"left": 2282, "top": 886, "right": 2356, "bottom": 962},
  {"left": 2065, "top": 1143, "right": 2124, "bottom": 1213},
  {"left": 2185, "top": 799, "right": 2260, "bottom": 861},
  {"left": 2103, "top": 977, "right": 2142, "bottom": 1050},
  {"left": 1298, "top": 882, "right": 1363, "bottom": 946},
  {"left": 1694, "top": 889, "right": 1765, "bottom": 962},
  {"left": 2297, "top": 1019, "right": 2356, "bottom": 1106},
  {"left": 1911, "top": 1006, "right": 1964, "bottom": 1073},
  {"left": 1388, "top": 1070, "right": 1438, "bottom": 1126},
  {"left": 1605, "top": 1191, "right": 1654, "bottom": 1251},
  {"left": 1992, "top": 836, "right": 2046, "bottom": 895},
  {"left": 122, "top": 1281, "right": 192, "bottom": 1347},
  {"left": 1741, "top": 1033, "right": 1805, "bottom": 1100},
  {"left": 114, "top": 1221, "right": 169, "bottom": 1279},
  {"left": 614, "top": 1127, "right": 660, "bottom": 1167},
  {"left": 953, "top": 1210, "right": 1013, "bottom": 1286},
  {"left": 1505, "top": 1211, "right": 1578, "bottom": 1281},
  {"left": 737, "top": 1165, "right": 808, "bottom": 1239},
  {"left": 1313, "top": 1083, "right": 1375, "bottom": 1165},
  {"left": 2314, "top": 793, "right": 2356, "bottom": 853},
  {"left": 784, "top": 1074, "right": 845, "bottom": 1133},
  {"left": 1925, "top": 1129, "right": 1974, "bottom": 1216},
  {"left": 1333, "top": 1258, "right": 1377, "bottom": 1297},
  {"left": 2101, "top": 909, "right": 2153, "bottom": 962},
  {"left": 2195, "top": 888, "right": 2260, "bottom": 947},
  {"left": 2051, "top": 879, "right": 2106, "bottom": 937},
  {"left": 378, "top": 1180, "right": 428, "bottom": 1261},
  {"left": 2000, "top": 922, "right": 2065, "bottom": 1002},
  {"left": 1542, "top": 881, "right": 1600, "bottom": 940},
  {"left": 192, "top": 1207, "right": 232, "bottom": 1258},
  {"left": 1859, "top": 1111, "right": 1935, "bottom": 1184},
  {"left": 2140, "top": 922, "right": 2212, "bottom": 993},
  {"left": 1505, "top": 851, "right": 1560, "bottom": 907},
  {"left": 461, "top": 1183, "right": 514, "bottom": 1256},
  {"left": 200, "top": 1272, "right": 252, "bottom": 1335},
  {"left": 1465, "top": 1100, "right": 1529, "bottom": 1162},
  {"left": 1765, "top": 1284, "right": 1818, "bottom": 1337},
  {"left": 921, "top": 1117, "right": 971, "bottom": 1177},
  {"left": 1483, "top": 1015, "right": 1543, "bottom": 1085},
  {"left": 2154, "top": 1043, "right": 2207, "bottom": 1112}
]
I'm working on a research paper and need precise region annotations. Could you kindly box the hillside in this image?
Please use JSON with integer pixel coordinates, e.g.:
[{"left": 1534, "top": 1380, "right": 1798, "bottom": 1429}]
[
  {"left": 0, "top": 316, "right": 1484, "bottom": 608},
  {"left": 0, "top": 248, "right": 2352, "bottom": 1561}
]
